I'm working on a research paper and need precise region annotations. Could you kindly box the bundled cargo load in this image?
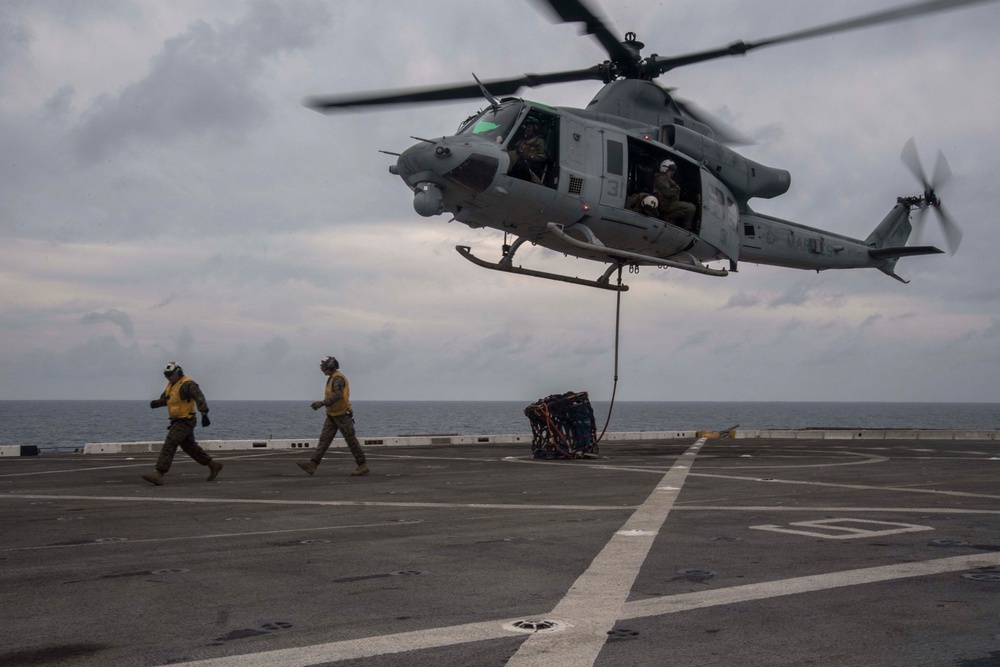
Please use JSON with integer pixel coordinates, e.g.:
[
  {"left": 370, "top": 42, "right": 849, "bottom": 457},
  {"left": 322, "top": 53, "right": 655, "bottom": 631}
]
[{"left": 524, "top": 391, "right": 598, "bottom": 459}]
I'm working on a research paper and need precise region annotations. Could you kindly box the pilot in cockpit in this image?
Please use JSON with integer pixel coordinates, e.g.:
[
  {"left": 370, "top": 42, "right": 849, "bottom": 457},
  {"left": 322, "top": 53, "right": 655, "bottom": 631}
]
[{"left": 508, "top": 118, "right": 549, "bottom": 184}]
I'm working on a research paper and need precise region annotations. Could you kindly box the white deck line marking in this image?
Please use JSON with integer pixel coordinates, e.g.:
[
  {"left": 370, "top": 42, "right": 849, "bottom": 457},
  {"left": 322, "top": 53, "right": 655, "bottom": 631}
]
[
  {"left": 1, "top": 519, "right": 422, "bottom": 552},
  {"left": 502, "top": 439, "right": 705, "bottom": 667},
  {"left": 0, "top": 493, "right": 631, "bottom": 512},
  {"left": 691, "top": 472, "right": 1000, "bottom": 500},
  {"left": 621, "top": 551, "right": 1000, "bottom": 620},
  {"left": 165, "top": 553, "right": 1000, "bottom": 667},
  {"left": 671, "top": 506, "right": 1000, "bottom": 515},
  {"left": 170, "top": 617, "right": 528, "bottom": 667}
]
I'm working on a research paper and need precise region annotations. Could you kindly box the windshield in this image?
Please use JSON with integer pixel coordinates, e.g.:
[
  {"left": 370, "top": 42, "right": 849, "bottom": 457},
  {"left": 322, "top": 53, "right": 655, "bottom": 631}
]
[{"left": 456, "top": 103, "right": 523, "bottom": 145}]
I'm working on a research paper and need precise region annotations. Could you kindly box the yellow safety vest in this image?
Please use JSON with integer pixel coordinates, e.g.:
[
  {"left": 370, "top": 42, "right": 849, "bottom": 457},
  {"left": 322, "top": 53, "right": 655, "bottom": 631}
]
[
  {"left": 166, "top": 376, "right": 196, "bottom": 419},
  {"left": 325, "top": 371, "right": 351, "bottom": 417}
]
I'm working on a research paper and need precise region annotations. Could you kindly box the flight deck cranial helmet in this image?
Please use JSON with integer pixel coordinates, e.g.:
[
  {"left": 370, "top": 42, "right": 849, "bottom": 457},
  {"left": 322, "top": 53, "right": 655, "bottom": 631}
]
[
  {"left": 660, "top": 159, "right": 676, "bottom": 173},
  {"left": 163, "top": 361, "right": 182, "bottom": 378},
  {"left": 641, "top": 195, "right": 658, "bottom": 212},
  {"left": 320, "top": 356, "right": 339, "bottom": 372}
]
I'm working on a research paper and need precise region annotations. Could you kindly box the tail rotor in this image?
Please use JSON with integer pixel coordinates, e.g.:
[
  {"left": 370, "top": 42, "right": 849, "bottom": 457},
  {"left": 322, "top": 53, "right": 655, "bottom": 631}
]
[{"left": 900, "top": 138, "right": 962, "bottom": 254}]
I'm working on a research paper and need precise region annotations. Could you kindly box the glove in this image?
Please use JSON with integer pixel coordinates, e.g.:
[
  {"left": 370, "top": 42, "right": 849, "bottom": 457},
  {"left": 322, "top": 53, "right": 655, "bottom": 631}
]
[
  {"left": 311, "top": 401, "right": 324, "bottom": 411},
  {"left": 149, "top": 400, "right": 158, "bottom": 409},
  {"left": 201, "top": 414, "right": 211, "bottom": 428}
]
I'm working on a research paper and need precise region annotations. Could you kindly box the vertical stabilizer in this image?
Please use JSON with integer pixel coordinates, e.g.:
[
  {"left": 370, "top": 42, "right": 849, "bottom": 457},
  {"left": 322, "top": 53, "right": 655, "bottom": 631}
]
[{"left": 865, "top": 203, "right": 912, "bottom": 249}]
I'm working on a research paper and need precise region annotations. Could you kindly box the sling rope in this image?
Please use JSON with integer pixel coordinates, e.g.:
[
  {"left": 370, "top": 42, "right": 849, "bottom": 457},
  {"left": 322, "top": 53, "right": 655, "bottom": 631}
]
[{"left": 596, "top": 263, "right": 624, "bottom": 444}]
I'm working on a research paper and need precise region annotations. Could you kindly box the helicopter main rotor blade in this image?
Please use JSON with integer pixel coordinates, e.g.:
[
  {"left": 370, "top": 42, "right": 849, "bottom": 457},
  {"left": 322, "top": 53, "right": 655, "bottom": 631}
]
[
  {"left": 531, "top": 0, "right": 637, "bottom": 66},
  {"left": 649, "top": 0, "right": 998, "bottom": 74},
  {"left": 305, "top": 66, "right": 604, "bottom": 111}
]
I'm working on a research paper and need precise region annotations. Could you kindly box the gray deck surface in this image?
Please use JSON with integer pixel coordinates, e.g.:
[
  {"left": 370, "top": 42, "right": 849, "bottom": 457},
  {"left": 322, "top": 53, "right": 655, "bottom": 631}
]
[{"left": 2, "top": 437, "right": 999, "bottom": 666}]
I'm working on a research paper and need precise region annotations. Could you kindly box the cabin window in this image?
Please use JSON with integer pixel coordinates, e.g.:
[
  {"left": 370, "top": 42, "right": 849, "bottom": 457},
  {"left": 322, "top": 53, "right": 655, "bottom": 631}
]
[
  {"left": 707, "top": 186, "right": 725, "bottom": 220},
  {"left": 457, "top": 103, "right": 522, "bottom": 143},
  {"left": 727, "top": 196, "right": 739, "bottom": 228},
  {"left": 445, "top": 154, "right": 499, "bottom": 193},
  {"left": 606, "top": 140, "right": 624, "bottom": 176}
]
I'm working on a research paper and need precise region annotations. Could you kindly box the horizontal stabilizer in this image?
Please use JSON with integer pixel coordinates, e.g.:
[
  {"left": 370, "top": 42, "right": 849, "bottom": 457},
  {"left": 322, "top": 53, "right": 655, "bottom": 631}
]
[{"left": 868, "top": 245, "right": 943, "bottom": 260}]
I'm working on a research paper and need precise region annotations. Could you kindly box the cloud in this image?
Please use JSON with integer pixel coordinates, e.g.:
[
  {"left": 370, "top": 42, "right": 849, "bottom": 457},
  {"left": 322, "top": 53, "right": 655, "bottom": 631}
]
[
  {"left": 725, "top": 291, "right": 761, "bottom": 308},
  {"left": 71, "top": 1, "right": 332, "bottom": 163},
  {"left": 80, "top": 309, "right": 134, "bottom": 338}
]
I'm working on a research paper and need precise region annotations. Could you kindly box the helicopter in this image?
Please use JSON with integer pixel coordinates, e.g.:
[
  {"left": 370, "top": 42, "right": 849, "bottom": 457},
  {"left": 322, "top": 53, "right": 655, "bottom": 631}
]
[{"left": 306, "top": 0, "right": 984, "bottom": 291}]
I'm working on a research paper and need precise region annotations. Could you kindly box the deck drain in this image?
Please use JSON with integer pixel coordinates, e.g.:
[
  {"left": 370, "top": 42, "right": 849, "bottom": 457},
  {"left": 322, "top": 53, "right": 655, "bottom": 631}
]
[
  {"left": 962, "top": 568, "right": 1000, "bottom": 582},
  {"left": 929, "top": 539, "right": 970, "bottom": 548},
  {"left": 213, "top": 622, "right": 294, "bottom": 643},
  {"left": 504, "top": 619, "right": 567, "bottom": 634},
  {"left": 675, "top": 569, "right": 716, "bottom": 582},
  {"left": 260, "top": 621, "right": 294, "bottom": 631},
  {"left": 334, "top": 569, "right": 426, "bottom": 583}
]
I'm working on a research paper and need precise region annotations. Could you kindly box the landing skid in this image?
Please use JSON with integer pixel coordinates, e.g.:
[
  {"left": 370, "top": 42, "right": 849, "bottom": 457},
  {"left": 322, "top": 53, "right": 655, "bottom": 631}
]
[{"left": 455, "top": 245, "right": 628, "bottom": 292}]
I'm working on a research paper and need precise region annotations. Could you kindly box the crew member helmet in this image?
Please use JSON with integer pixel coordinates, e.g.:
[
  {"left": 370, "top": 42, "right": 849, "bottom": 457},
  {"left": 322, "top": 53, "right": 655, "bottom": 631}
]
[
  {"left": 163, "top": 361, "right": 182, "bottom": 377},
  {"left": 660, "top": 159, "right": 676, "bottom": 173},
  {"left": 641, "top": 195, "right": 658, "bottom": 211},
  {"left": 320, "top": 356, "right": 339, "bottom": 372}
]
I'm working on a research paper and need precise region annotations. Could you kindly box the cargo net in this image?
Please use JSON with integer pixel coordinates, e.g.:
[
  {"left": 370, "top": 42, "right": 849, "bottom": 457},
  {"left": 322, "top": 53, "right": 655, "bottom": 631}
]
[{"left": 524, "top": 391, "right": 598, "bottom": 459}]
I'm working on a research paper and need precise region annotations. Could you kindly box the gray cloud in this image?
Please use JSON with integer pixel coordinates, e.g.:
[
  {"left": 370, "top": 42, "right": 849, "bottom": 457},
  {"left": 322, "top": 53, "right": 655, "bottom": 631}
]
[
  {"left": 1, "top": 1, "right": 999, "bottom": 403},
  {"left": 71, "top": 1, "right": 331, "bottom": 163},
  {"left": 80, "top": 309, "right": 135, "bottom": 338}
]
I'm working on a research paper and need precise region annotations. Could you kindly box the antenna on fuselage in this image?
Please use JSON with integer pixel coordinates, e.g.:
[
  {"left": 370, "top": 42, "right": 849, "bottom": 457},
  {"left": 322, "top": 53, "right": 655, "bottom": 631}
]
[{"left": 472, "top": 73, "right": 501, "bottom": 111}]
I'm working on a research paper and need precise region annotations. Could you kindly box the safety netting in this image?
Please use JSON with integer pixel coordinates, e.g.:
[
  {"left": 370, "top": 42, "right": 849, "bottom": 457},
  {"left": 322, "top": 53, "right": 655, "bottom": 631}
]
[{"left": 524, "top": 391, "right": 598, "bottom": 459}]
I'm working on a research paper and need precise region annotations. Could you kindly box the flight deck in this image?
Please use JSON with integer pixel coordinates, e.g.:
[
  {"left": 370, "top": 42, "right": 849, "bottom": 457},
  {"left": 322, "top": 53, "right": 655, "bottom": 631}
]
[{"left": 2, "top": 433, "right": 999, "bottom": 666}]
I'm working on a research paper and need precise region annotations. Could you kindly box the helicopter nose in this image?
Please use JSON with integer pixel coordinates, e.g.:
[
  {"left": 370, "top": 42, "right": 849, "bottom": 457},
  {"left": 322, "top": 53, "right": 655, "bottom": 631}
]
[{"left": 396, "top": 138, "right": 501, "bottom": 195}]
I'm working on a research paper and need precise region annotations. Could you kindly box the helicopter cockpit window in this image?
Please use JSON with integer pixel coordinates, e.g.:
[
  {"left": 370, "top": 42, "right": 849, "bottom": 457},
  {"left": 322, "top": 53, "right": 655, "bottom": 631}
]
[
  {"left": 506, "top": 110, "right": 559, "bottom": 187},
  {"left": 457, "top": 104, "right": 523, "bottom": 144}
]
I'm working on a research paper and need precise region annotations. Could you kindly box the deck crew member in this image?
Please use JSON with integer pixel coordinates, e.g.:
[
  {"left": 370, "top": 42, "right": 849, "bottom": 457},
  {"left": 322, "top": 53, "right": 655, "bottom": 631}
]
[
  {"left": 142, "top": 362, "right": 222, "bottom": 486},
  {"left": 298, "top": 356, "right": 369, "bottom": 477}
]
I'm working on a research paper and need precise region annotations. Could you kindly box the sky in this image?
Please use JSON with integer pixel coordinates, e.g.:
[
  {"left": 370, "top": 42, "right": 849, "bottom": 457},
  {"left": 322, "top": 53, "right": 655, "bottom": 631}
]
[{"left": 1, "top": 0, "right": 999, "bottom": 403}]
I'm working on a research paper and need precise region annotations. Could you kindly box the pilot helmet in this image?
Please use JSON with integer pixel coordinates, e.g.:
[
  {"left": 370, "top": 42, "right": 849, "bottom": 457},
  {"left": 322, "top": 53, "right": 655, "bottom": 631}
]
[
  {"left": 641, "top": 195, "right": 658, "bottom": 211},
  {"left": 660, "top": 159, "right": 676, "bottom": 173},
  {"left": 320, "top": 356, "right": 339, "bottom": 372},
  {"left": 163, "top": 361, "right": 182, "bottom": 377}
]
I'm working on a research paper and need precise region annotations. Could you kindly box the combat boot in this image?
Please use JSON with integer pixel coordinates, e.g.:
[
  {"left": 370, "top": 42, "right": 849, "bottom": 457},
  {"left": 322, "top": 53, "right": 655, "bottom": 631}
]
[
  {"left": 351, "top": 463, "right": 369, "bottom": 477},
  {"left": 142, "top": 471, "right": 164, "bottom": 486},
  {"left": 207, "top": 460, "right": 223, "bottom": 482},
  {"left": 297, "top": 460, "right": 318, "bottom": 475}
]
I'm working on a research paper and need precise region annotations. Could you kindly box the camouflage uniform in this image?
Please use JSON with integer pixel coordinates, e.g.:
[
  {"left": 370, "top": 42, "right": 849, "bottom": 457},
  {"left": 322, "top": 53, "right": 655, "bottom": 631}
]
[
  {"left": 654, "top": 172, "right": 697, "bottom": 229},
  {"left": 509, "top": 130, "right": 548, "bottom": 183},
  {"left": 311, "top": 372, "right": 366, "bottom": 468},
  {"left": 150, "top": 379, "right": 214, "bottom": 474}
]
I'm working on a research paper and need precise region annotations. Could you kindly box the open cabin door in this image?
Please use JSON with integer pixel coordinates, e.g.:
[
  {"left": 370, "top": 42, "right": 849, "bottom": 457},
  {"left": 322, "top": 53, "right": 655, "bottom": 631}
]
[{"left": 698, "top": 172, "right": 741, "bottom": 263}]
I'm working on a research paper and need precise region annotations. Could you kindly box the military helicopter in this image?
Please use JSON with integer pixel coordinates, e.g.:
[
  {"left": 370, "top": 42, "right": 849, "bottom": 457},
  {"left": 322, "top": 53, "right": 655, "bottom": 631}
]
[{"left": 306, "top": 0, "right": 983, "bottom": 291}]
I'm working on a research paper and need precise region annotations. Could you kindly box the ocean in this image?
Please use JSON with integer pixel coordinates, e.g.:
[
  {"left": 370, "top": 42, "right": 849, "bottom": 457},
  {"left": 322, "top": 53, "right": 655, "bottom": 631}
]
[{"left": 1, "top": 400, "right": 998, "bottom": 454}]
